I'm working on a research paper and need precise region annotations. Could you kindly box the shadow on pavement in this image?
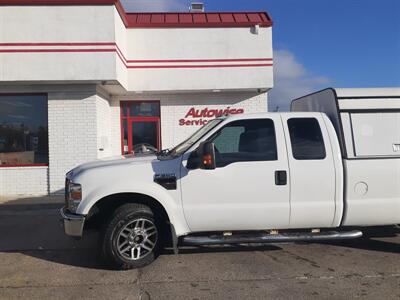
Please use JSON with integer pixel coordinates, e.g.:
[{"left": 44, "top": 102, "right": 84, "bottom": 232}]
[
  {"left": 0, "top": 195, "right": 64, "bottom": 210},
  {"left": 316, "top": 226, "right": 400, "bottom": 254},
  {"left": 0, "top": 196, "right": 399, "bottom": 270}
]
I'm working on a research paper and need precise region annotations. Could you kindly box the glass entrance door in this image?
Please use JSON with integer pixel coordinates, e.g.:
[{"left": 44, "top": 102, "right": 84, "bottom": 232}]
[
  {"left": 131, "top": 120, "right": 160, "bottom": 153},
  {"left": 120, "top": 101, "right": 161, "bottom": 154}
]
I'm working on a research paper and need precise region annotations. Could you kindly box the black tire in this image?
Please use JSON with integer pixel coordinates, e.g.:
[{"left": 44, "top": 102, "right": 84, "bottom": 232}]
[{"left": 101, "top": 203, "right": 160, "bottom": 270}]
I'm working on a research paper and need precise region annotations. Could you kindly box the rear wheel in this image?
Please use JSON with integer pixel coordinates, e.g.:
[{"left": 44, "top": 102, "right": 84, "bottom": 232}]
[{"left": 102, "top": 203, "right": 159, "bottom": 269}]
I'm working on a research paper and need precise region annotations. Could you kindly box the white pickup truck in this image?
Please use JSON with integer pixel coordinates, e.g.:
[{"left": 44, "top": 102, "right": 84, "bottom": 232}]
[{"left": 61, "top": 88, "right": 400, "bottom": 269}]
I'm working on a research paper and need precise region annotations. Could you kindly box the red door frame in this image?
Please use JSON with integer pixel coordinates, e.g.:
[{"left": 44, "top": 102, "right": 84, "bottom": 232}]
[{"left": 120, "top": 101, "right": 161, "bottom": 154}]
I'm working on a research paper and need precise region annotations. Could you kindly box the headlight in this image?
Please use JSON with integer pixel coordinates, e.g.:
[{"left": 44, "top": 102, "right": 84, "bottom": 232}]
[{"left": 66, "top": 181, "right": 82, "bottom": 212}]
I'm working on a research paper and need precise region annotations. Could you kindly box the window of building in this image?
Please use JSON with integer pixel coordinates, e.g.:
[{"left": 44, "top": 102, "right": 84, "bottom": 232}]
[
  {"left": 0, "top": 94, "right": 48, "bottom": 167},
  {"left": 129, "top": 102, "right": 160, "bottom": 117},
  {"left": 120, "top": 101, "right": 161, "bottom": 154},
  {"left": 209, "top": 119, "right": 277, "bottom": 167},
  {"left": 287, "top": 118, "right": 326, "bottom": 160}
]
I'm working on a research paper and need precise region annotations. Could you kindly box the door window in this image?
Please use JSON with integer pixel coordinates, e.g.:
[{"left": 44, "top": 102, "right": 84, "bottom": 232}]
[
  {"left": 210, "top": 119, "right": 277, "bottom": 167},
  {"left": 287, "top": 118, "right": 326, "bottom": 160}
]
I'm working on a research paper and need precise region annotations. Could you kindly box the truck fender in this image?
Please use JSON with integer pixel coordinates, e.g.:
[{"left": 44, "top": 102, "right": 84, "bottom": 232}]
[{"left": 77, "top": 181, "right": 190, "bottom": 237}]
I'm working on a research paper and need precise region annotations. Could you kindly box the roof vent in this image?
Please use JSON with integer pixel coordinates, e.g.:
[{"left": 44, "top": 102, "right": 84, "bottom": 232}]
[{"left": 189, "top": 2, "right": 205, "bottom": 12}]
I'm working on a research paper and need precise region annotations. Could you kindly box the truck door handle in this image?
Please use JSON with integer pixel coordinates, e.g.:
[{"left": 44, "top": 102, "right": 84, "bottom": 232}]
[{"left": 275, "top": 170, "right": 287, "bottom": 185}]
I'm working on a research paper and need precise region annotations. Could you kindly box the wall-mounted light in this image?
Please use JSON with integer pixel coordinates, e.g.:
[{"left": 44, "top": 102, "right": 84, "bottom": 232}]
[
  {"left": 251, "top": 24, "right": 260, "bottom": 35},
  {"left": 189, "top": 2, "right": 205, "bottom": 12}
]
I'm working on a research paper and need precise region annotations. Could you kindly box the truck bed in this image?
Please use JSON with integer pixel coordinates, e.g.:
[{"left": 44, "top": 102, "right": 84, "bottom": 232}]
[{"left": 291, "top": 88, "right": 400, "bottom": 226}]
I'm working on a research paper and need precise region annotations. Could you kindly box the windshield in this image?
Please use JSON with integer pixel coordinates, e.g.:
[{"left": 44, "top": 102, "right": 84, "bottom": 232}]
[{"left": 168, "top": 119, "right": 223, "bottom": 157}]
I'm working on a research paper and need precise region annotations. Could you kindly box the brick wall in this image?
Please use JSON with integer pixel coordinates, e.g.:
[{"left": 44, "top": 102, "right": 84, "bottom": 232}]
[
  {"left": 96, "top": 91, "right": 113, "bottom": 159},
  {"left": 2, "top": 86, "right": 114, "bottom": 195},
  {"left": 48, "top": 90, "right": 98, "bottom": 194},
  {"left": 109, "top": 100, "right": 122, "bottom": 156},
  {"left": 0, "top": 87, "right": 267, "bottom": 196},
  {"left": 113, "top": 91, "right": 268, "bottom": 150},
  {"left": 0, "top": 166, "right": 48, "bottom": 196}
]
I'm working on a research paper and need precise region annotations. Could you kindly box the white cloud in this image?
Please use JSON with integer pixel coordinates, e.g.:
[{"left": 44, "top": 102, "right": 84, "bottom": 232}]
[
  {"left": 269, "top": 49, "right": 331, "bottom": 111},
  {"left": 121, "top": 0, "right": 187, "bottom": 12}
]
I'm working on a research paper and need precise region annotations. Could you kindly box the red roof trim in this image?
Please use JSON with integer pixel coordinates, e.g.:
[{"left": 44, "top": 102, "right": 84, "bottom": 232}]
[
  {"left": 0, "top": 42, "right": 274, "bottom": 69},
  {"left": 0, "top": 0, "right": 116, "bottom": 3},
  {"left": 0, "top": 163, "right": 48, "bottom": 168},
  {"left": 125, "top": 64, "right": 273, "bottom": 69},
  {"left": 124, "top": 12, "right": 272, "bottom": 28},
  {"left": 0, "top": 0, "right": 273, "bottom": 28},
  {"left": 0, "top": 42, "right": 115, "bottom": 46}
]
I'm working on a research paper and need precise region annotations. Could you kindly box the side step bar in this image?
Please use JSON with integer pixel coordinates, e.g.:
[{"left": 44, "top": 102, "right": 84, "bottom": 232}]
[{"left": 182, "top": 230, "right": 363, "bottom": 246}]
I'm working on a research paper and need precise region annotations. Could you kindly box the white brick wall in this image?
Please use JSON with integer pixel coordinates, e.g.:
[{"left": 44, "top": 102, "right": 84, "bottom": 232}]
[
  {"left": 48, "top": 89, "right": 98, "bottom": 194},
  {"left": 96, "top": 90, "right": 113, "bottom": 159},
  {"left": 109, "top": 100, "right": 123, "bottom": 156},
  {"left": 0, "top": 167, "right": 48, "bottom": 196},
  {"left": 0, "top": 85, "right": 117, "bottom": 196},
  {"left": 0, "top": 84, "right": 101, "bottom": 196},
  {"left": 113, "top": 92, "right": 268, "bottom": 149},
  {"left": 0, "top": 87, "right": 267, "bottom": 196}
]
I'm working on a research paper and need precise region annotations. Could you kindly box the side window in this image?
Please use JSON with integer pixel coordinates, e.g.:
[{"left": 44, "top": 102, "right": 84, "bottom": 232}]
[
  {"left": 287, "top": 118, "right": 326, "bottom": 160},
  {"left": 350, "top": 112, "right": 400, "bottom": 157},
  {"left": 210, "top": 119, "right": 277, "bottom": 167}
]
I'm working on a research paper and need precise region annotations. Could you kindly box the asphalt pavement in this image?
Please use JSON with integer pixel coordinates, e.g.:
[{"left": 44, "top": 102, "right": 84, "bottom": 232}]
[{"left": 0, "top": 197, "right": 399, "bottom": 299}]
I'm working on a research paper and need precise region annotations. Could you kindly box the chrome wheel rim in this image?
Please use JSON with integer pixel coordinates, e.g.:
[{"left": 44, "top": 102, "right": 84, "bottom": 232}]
[{"left": 116, "top": 218, "right": 158, "bottom": 261}]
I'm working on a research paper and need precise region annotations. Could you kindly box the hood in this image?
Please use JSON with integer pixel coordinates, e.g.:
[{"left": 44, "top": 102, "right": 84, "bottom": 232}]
[{"left": 69, "top": 154, "right": 157, "bottom": 178}]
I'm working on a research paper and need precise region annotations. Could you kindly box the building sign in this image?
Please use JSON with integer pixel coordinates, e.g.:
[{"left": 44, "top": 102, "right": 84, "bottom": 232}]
[{"left": 179, "top": 107, "right": 245, "bottom": 126}]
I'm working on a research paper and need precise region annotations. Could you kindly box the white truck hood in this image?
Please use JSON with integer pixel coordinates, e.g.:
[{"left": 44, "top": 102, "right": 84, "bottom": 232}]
[
  {"left": 69, "top": 154, "right": 158, "bottom": 178},
  {"left": 69, "top": 152, "right": 182, "bottom": 215}
]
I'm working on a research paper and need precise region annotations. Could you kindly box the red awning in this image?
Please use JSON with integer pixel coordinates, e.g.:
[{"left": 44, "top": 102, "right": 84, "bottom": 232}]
[
  {"left": 0, "top": 0, "right": 273, "bottom": 28},
  {"left": 125, "top": 12, "right": 272, "bottom": 28}
]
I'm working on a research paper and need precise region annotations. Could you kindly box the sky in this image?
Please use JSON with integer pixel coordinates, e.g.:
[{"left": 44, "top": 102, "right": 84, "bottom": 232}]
[{"left": 121, "top": 0, "right": 400, "bottom": 110}]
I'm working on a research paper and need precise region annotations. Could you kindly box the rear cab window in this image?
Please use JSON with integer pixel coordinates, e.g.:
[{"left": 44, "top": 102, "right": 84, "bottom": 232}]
[{"left": 287, "top": 118, "right": 326, "bottom": 160}]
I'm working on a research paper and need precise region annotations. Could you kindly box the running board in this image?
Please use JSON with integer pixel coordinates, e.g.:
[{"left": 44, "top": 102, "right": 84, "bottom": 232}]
[{"left": 182, "top": 230, "right": 363, "bottom": 246}]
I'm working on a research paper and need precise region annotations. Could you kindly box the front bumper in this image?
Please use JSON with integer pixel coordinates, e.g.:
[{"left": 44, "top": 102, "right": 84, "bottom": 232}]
[{"left": 60, "top": 207, "right": 85, "bottom": 238}]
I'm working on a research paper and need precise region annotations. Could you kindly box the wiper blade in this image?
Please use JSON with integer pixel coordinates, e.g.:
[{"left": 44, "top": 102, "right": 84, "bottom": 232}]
[{"left": 157, "top": 148, "right": 171, "bottom": 156}]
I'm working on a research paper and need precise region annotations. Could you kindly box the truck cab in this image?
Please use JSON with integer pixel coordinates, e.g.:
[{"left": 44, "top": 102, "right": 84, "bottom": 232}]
[{"left": 179, "top": 112, "right": 343, "bottom": 231}]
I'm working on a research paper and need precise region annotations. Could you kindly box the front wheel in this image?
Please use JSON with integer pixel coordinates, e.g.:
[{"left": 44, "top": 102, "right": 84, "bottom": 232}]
[{"left": 102, "top": 203, "right": 159, "bottom": 269}]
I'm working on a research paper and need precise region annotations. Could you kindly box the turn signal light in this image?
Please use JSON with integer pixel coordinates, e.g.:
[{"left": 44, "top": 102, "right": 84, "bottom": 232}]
[
  {"left": 203, "top": 154, "right": 213, "bottom": 166},
  {"left": 70, "top": 190, "right": 82, "bottom": 201},
  {"left": 69, "top": 183, "right": 82, "bottom": 201},
  {"left": 66, "top": 182, "right": 82, "bottom": 212}
]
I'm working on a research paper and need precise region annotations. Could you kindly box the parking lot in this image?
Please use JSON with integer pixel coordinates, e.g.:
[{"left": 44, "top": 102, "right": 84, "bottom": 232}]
[{"left": 0, "top": 197, "right": 399, "bottom": 300}]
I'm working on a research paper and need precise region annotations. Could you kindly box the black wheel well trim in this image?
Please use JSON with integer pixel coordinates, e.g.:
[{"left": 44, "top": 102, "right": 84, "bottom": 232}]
[{"left": 168, "top": 222, "right": 179, "bottom": 255}]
